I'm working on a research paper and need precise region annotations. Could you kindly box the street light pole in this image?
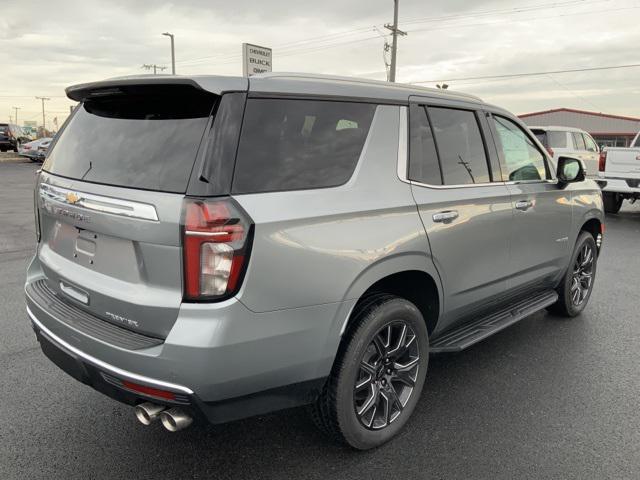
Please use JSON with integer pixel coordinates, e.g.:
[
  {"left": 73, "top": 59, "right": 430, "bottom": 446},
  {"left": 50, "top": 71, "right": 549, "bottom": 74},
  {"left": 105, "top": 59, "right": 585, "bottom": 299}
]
[
  {"left": 35, "top": 96, "right": 50, "bottom": 134},
  {"left": 162, "top": 32, "right": 176, "bottom": 75},
  {"left": 12, "top": 106, "right": 20, "bottom": 125}
]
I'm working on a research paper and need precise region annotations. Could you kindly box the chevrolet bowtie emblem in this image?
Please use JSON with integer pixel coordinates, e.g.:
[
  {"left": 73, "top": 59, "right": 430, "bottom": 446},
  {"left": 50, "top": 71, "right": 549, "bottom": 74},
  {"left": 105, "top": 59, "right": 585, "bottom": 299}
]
[{"left": 66, "top": 192, "right": 81, "bottom": 204}]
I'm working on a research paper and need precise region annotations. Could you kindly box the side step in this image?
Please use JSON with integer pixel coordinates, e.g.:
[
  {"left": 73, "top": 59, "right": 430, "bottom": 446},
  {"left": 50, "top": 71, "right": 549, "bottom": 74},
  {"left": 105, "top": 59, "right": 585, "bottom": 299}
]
[{"left": 430, "top": 290, "right": 558, "bottom": 353}]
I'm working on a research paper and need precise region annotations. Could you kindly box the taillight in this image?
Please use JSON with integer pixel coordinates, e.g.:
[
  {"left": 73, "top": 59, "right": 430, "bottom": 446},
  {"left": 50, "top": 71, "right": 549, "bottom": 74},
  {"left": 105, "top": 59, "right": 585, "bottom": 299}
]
[
  {"left": 546, "top": 146, "right": 554, "bottom": 157},
  {"left": 598, "top": 151, "right": 607, "bottom": 172},
  {"left": 181, "top": 198, "right": 253, "bottom": 301}
]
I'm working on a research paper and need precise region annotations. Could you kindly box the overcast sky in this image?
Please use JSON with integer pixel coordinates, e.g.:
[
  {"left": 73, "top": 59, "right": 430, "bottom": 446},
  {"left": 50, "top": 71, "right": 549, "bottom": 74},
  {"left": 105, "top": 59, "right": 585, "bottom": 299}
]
[{"left": 1, "top": 0, "right": 639, "bottom": 129}]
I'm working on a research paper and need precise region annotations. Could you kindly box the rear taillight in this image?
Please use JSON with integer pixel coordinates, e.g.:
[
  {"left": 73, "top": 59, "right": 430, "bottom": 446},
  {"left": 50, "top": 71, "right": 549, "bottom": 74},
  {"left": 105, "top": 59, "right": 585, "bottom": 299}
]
[
  {"left": 598, "top": 151, "right": 607, "bottom": 172},
  {"left": 546, "top": 146, "right": 554, "bottom": 158},
  {"left": 182, "top": 198, "right": 253, "bottom": 301}
]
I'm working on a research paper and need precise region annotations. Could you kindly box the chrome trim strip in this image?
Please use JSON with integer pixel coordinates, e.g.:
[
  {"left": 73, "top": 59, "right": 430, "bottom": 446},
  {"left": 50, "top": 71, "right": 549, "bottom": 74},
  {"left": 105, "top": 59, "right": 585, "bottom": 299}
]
[
  {"left": 411, "top": 179, "right": 506, "bottom": 189},
  {"left": 397, "top": 106, "right": 408, "bottom": 183},
  {"left": 27, "top": 306, "right": 194, "bottom": 395},
  {"left": 39, "top": 183, "right": 159, "bottom": 222}
]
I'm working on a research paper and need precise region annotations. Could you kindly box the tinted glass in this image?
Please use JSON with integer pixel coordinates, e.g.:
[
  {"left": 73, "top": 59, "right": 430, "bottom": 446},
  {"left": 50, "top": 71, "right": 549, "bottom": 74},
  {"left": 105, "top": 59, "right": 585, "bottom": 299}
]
[
  {"left": 548, "top": 131, "right": 567, "bottom": 148},
  {"left": 492, "top": 115, "right": 548, "bottom": 181},
  {"left": 233, "top": 99, "right": 375, "bottom": 194},
  {"left": 43, "top": 87, "right": 216, "bottom": 193},
  {"left": 583, "top": 134, "right": 598, "bottom": 152},
  {"left": 634, "top": 136, "right": 640, "bottom": 148},
  {"left": 408, "top": 105, "right": 442, "bottom": 185},
  {"left": 572, "top": 132, "right": 586, "bottom": 150},
  {"left": 427, "top": 107, "right": 489, "bottom": 185},
  {"left": 531, "top": 129, "right": 547, "bottom": 146}
]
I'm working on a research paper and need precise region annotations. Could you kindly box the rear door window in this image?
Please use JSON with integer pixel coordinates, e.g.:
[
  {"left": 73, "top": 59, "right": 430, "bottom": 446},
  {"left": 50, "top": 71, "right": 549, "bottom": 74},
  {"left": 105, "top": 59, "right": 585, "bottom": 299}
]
[
  {"left": 427, "top": 107, "right": 490, "bottom": 185},
  {"left": 232, "top": 99, "right": 376, "bottom": 194},
  {"left": 583, "top": 134, "right": 598, "bottom": 152},
  {"left": 43, "top": 86, "right": 217, "bottom": 193},
  {"left": 408, "top": 104, "right": 442, "bottom": 185},
  {"left": 572, "top": 132, "right": 586, "bottom": 150}
]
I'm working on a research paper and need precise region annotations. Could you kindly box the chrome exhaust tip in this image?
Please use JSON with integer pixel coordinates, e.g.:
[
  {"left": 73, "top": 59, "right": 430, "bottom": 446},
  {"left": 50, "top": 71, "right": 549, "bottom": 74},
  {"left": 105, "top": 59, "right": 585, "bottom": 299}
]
[
  {"left": 160, "top": 408, "right": 193, "bottom": 432},
  {"left": 135, "top": 402, "right": 166, "bottom": 426}
]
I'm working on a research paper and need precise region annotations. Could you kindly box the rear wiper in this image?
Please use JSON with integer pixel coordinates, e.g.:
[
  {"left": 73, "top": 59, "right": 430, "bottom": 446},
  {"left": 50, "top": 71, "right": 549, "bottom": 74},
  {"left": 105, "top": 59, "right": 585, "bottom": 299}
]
[{"left": 80, "top": 161, "right": 93, "bottom": 181}]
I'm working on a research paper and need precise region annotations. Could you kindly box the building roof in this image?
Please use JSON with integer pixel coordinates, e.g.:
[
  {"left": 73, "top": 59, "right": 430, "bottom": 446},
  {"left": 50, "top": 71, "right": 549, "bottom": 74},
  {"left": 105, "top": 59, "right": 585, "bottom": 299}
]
[{"left": 520, "top": 107, "right": 640, "bottom": 123}]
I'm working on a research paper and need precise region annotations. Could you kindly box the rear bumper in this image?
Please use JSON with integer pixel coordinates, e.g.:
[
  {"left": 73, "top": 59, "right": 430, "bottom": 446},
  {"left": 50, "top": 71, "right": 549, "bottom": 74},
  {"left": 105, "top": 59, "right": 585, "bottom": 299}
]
[
  {"left": 25, "top": 269, "right": 346, "bottom": 423},
  {"left": 597, "top": 177, "right": 640, "bottom": 195}
]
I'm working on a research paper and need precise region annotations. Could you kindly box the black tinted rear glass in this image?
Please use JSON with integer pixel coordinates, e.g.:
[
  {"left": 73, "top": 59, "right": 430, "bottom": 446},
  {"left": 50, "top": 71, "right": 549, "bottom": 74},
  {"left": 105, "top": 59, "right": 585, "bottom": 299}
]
[
  {"left": 43, "top": 86, "right": 216, "bottom": 193},
  {"left": 232, "top": 99, "right": 376, "bottom": 194}
]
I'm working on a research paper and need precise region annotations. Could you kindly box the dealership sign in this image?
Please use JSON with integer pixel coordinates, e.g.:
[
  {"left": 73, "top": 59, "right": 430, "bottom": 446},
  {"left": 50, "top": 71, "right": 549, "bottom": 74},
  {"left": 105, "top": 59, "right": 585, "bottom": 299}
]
[{"left": 242, "top": 43, "right": 272, "bottom": 77}]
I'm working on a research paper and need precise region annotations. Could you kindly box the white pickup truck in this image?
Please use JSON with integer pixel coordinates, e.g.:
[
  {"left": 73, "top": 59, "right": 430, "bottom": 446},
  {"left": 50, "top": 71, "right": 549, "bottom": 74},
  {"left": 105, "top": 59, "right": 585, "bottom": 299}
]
[{"left": 597, "top": 131, "right": 640, "bottom": 213}]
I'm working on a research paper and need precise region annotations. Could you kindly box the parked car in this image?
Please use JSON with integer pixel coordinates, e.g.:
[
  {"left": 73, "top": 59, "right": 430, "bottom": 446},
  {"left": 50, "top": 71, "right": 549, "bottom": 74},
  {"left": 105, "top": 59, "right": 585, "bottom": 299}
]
[
  {"left": 596, "top": 131, "right": 640, "bottom": 213},
  {"left": 26, "top": 74, "right": 604, "bottom": 449},
  {"left": 0, "top": 123, "right": 32, "bottom": 152},
  {"left": 19, "top": 137, "right": 53, "bottom": 162},
  {"left": 529, "top": 126, "right": 600, "bottom": 176}
]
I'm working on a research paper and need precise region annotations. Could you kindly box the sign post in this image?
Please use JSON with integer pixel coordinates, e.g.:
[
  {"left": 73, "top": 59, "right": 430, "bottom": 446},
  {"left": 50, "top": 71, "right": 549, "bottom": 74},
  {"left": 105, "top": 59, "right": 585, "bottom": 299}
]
[{"left": 242, "top": 43, "right": 272, "bottom": 77}]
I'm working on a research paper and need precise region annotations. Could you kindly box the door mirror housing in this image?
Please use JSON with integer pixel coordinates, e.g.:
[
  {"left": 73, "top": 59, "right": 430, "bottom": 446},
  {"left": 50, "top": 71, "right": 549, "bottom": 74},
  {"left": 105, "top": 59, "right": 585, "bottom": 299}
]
[{"left": 557, "top": 156, "right": 586, "bottom": 184}]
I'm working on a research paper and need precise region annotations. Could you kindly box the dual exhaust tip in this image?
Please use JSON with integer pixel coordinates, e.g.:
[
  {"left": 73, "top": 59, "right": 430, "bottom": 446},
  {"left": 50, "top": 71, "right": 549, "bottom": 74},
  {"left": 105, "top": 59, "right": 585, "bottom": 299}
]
[{"left": 135, "top": 402, "right": 193, "bottom": 432}]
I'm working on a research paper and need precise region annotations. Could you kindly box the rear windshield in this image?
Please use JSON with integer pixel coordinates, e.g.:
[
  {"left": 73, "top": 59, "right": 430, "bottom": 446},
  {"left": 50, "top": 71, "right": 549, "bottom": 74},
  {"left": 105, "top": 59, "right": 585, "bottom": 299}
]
[
  {"left": 43, "top": 86, "right": 216, "bottom": 193},
  {"left": 232, "top": 99, "right": 376, "bottom": 194},
  {"left": 0, "top": 125, "right": 8, "bottom": 135},
  {"left": 531, "top": 129, "right": 567, "bottom": 148}
]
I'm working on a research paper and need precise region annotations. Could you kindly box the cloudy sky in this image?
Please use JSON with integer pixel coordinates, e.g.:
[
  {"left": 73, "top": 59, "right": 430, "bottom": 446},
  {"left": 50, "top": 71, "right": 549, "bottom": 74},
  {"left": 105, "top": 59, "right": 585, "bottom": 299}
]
[{"left": 1, "top": 0, "right": 639, "bottom": 129}]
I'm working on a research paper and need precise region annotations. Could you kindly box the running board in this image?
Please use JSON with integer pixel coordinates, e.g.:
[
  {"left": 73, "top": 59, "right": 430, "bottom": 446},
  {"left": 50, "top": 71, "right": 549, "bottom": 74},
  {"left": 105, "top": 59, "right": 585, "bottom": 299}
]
[{"left": 430, "top": 290, "right": 559, "bottom": 353}]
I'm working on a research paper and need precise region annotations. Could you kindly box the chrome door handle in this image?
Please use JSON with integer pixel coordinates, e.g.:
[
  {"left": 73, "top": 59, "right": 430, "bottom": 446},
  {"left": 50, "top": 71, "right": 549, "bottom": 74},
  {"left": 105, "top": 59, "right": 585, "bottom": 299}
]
[
  {"left": 515, "top": 200, "right": 533, "bottom": 211},
  {"left": 432, "top": 211, "right": 459, "bottom": 223}
]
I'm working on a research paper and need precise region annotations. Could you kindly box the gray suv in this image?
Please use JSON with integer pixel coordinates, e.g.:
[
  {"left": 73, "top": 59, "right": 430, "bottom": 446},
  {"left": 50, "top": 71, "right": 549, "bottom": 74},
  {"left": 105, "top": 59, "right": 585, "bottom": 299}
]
[{"left": 26, "top": 73, "right": 604, "bottom": 449}]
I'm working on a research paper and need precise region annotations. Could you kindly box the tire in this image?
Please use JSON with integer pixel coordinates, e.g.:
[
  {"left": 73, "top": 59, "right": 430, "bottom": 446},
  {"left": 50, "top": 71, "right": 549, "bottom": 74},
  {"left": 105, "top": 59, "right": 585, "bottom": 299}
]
[
  {"left": 603, "top": 192, "right": 623, "bottom": 214},
  {"left": 549, "top": 231, "right": 598, "bottom": 317},
  {"left": 310, "top": 295, "right": 429, "bottom": 449}
]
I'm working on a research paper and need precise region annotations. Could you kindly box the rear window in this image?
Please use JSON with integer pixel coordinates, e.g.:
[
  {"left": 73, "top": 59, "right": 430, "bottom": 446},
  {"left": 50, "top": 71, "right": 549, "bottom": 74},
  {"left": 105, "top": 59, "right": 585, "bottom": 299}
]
[
  {"left": 0, "top": 124, "right": 8, "bottom": 135},
  {"left": 232, "top": 99, "right": 376, "bottom": 194},
  {"left": 531, "top": 129, "right": 567, "bottom": 148},
  {"left": 43, "top": 86, "right": 216, "bottom": 193}
]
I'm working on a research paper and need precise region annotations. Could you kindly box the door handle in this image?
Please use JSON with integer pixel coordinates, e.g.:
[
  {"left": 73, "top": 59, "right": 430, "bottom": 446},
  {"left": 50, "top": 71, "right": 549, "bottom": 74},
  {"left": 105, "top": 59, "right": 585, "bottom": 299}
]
[
  {"left": 515, "top": 200, "right": 533, "bottom": 211},
  {"left": 432, "top": 210, "right": 459, "bottom": 223}
]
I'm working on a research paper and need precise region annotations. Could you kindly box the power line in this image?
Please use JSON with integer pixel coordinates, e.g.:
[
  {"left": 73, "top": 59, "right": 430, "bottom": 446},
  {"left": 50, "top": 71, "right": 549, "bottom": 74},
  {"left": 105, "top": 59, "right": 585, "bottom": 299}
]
[
  {"left": 175, "top": 0, "right": 606, "bottom": 68},
  {"left": 411, "top": 63, "right": 640, "bottom": 84}
]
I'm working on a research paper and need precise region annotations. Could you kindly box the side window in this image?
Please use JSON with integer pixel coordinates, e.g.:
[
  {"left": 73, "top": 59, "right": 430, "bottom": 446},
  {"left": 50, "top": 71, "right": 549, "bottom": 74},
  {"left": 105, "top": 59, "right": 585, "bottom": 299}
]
[
  {"left": 408, "top": 104, "right": 442, "bottom": 185},
  {"left": 547, "top": 131, "right": 567, "bottom": 148},
  {"left": 232, "top": 99, "right": 376, "bottom": 194},
  {"left": 572, "top": 132, "right": 586, "bottom": 150},
  {"left": 427, "top": 107, "right": 490, "bottom": 185},
  {"left": 491, "top": 115, "right": 548, "bottom": 181},
  {"left": 583, "top": 134, "right": 598, "bottom": 152}
]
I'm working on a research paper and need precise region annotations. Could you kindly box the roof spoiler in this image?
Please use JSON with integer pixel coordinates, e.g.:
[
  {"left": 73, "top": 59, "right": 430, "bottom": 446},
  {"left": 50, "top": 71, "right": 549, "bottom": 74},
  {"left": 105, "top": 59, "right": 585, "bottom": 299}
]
[{"left": 66, "top": 75, "right": 248, "bottom": 102}]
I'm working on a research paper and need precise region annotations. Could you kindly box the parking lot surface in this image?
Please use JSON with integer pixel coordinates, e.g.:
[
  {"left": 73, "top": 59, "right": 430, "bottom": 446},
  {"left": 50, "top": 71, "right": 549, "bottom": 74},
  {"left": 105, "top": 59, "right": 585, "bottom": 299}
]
[{"left": 1, "top": 162, "right": 639, "bottom": 479}]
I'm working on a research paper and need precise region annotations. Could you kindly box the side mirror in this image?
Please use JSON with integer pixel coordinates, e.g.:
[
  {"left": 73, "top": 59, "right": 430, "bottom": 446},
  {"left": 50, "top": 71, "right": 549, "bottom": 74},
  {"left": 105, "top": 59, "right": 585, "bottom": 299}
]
[{"left": 557, "top": 156, "right": 585, "bottom": 185}]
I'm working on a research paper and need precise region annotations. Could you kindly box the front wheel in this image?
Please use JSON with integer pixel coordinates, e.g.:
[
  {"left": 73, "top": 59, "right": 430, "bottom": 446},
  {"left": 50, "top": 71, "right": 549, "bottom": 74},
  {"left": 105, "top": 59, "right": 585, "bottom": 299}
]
[
  {"left": 549, "top": 231, "right": 598, "bottom": 317},
  {"left": 310, "top": 295, "right": 429, "bottom": 449},
  {"left": 603, "top": 192, "right": 623, "bottom": 214}
]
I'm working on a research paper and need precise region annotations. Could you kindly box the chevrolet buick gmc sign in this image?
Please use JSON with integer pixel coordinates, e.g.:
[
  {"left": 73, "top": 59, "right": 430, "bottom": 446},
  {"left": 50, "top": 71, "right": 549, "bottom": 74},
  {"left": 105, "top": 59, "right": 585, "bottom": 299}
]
[{"left": 242, "top": 43, "right": 272, "bottom": 77}]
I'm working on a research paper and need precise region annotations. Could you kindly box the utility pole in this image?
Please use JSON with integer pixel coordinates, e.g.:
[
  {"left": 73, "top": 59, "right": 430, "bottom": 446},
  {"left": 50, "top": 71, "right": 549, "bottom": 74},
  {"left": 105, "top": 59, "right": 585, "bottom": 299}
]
[
  {"left": 141, "top": 64, "right": 167, "bottom": 75},
  {"left": 35, "top": 97, "right": 50, "bottom": 132},
  {"left": 385, "top": 0, "right": 407, "bottom": 82},
  {"left": 12, "top": 106, "right": 20, "bottom": 125},
  {"left": 162, "top": 32, "right": 176, "bottom": 75}
]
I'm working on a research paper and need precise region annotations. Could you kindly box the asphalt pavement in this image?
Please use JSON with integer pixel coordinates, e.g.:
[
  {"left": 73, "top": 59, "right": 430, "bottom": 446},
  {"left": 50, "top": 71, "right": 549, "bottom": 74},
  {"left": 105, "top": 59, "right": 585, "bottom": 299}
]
[{"left": 1, "top": 161, "right": 639, "bottom": 479}]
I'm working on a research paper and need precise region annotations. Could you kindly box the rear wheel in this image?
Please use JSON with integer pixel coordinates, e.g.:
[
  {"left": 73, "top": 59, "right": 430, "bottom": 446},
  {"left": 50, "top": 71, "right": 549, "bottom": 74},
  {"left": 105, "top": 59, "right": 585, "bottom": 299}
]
[
  {"left": 603, "top": 192, "right": 623, "bottom": 214},
  {"left": 549, "top": 231, "right": 597, "bottom": 317},
  {"left": 310, "top": 295, "right": 429, "bottom": 449}
]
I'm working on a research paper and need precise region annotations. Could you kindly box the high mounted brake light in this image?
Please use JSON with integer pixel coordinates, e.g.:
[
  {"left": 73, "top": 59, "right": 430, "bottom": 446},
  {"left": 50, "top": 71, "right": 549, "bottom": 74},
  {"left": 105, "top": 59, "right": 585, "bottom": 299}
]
[{"left": 181, "top": 198, "right": 253, "bottom": 301}]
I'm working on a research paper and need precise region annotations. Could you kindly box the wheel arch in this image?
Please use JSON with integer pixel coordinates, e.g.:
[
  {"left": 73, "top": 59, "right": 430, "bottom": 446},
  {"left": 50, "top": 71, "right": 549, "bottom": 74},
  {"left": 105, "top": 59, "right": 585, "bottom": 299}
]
[{"left": 339, "top": 254, "right": 443, "bottom": 337}]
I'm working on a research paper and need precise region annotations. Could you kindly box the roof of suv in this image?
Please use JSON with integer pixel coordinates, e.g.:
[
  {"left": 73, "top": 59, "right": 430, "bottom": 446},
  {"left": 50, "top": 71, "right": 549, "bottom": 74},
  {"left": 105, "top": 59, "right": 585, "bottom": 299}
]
[
  {"left": 529, "top": 125, "right": 590, "bottom": 134},
  {"left": 66, "top": 72, "right": 483, "bottom": 105}
]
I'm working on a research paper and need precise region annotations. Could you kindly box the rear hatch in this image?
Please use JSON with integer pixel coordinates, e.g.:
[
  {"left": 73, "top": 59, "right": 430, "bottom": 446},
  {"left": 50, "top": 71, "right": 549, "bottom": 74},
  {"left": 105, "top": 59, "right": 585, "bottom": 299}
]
[{"left": 36, "top": 83, "right": 218, "bottom": 339}]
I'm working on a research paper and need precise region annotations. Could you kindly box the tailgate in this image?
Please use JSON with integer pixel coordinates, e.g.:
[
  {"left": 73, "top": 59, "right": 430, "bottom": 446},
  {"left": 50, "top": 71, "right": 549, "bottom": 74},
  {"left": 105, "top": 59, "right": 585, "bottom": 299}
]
[
  {"left": 34, "top": 83, "right": 219, "bottom": 339},
  {"left": 605, "top": 148, "right": 640, "bottom": 178}
]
